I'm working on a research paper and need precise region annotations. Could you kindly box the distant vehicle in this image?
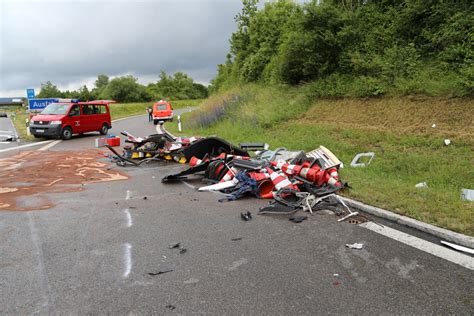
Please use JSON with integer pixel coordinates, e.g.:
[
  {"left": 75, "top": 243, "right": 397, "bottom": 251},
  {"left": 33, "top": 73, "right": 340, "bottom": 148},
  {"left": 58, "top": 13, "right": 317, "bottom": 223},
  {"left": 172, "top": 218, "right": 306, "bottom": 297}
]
[
  {"left": 0, "top": 112, "right": 7, "bottom": 118},
  {"left": 29, "top": 101, "right": 112, "bottom": 140},
  {"left": 152, "top": 100, "right": 173, "bottom": 125}
]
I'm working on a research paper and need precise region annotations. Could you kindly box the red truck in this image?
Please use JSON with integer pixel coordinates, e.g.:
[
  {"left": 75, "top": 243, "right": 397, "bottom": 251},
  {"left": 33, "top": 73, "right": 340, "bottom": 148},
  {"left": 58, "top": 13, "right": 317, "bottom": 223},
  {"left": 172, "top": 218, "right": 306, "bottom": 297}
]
[{"left": 152, "top": 100, "right": 173, "bottom": 125}]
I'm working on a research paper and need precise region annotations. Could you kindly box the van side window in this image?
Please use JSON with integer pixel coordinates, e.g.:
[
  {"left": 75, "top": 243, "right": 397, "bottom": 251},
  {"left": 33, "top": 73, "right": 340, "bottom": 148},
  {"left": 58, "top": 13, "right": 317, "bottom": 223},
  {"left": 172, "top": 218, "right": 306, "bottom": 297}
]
[
  {"left": 82, "top": 105, "right": 93, "bottom": 115},
  {"left": 69, "top": 105, "right": 80, "bottom": 116},
  {"left": 98, "top": 105, "right": 107, "bottom": 114}
]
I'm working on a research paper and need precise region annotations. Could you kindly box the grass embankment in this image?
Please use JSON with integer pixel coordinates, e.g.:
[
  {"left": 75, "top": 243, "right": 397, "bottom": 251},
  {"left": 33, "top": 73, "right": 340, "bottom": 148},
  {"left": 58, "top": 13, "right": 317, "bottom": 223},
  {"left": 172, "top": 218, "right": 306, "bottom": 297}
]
[
  {"left": 10, "top": 99, "right": 204, "bottom": 141},
  {"left": 168, "top": 85, "right": 474, "bottom": 235}
]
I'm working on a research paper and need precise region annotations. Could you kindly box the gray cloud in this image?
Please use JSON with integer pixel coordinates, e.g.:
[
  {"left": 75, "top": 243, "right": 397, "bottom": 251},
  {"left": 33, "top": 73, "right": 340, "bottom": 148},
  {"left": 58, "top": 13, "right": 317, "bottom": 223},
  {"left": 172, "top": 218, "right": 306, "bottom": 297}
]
[{"left": 0, "top": 0, "right": 242, "bottom": 96}]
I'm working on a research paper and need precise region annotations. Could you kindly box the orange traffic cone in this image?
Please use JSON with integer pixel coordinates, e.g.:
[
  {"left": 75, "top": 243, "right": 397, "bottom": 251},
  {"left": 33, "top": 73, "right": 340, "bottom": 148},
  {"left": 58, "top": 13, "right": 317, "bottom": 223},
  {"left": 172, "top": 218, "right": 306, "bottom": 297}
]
[
  {"left": 266, "top": 167, "right": 299, "bottom": 191},
  {"left": 258, "top": 179, "right": 276, "bottom": 199},
  {"left": 220, "top": 166, "right": 239, "bottom": 182}
]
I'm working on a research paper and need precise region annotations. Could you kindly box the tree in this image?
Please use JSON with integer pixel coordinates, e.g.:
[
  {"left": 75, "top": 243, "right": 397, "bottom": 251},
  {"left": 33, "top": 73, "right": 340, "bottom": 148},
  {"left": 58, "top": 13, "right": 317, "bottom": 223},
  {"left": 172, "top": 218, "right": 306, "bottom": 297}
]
[
  {"left": 78, "top": 85, "right": 92, "bottom": 101},
  {"left": 95, "top": 74, "right": 109, "bottom": 90},
  {"left": 37, "top": 81, "right": 63, "bottom": 98},
  {"left": 100, "top": 75, "right": 150, "bottom": 103}
]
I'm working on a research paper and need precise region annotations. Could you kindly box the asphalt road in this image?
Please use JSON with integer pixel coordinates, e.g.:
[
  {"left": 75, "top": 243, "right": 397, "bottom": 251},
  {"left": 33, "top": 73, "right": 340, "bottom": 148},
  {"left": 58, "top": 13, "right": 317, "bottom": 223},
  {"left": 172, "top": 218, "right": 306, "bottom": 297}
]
[{"left": 0, "top": 113, "right": 472, "bottom": 314}]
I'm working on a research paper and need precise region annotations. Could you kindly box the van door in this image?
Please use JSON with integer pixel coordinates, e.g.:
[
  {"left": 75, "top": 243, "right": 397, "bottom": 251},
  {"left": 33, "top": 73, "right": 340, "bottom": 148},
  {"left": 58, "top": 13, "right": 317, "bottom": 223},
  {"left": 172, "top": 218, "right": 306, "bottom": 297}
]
[
  {"left": 80, "top": 104, "right": 96, "bottom": 132},
  {"left": 67, "top": 104, "right": 84, "bottom": 133}
]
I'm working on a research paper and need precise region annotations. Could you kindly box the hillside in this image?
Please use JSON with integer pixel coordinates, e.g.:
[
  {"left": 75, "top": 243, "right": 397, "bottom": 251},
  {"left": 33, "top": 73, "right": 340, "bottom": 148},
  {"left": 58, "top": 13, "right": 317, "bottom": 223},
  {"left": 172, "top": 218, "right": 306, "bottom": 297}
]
[{"left": 169, "top": 85, "right": 474, "bottom": 235}]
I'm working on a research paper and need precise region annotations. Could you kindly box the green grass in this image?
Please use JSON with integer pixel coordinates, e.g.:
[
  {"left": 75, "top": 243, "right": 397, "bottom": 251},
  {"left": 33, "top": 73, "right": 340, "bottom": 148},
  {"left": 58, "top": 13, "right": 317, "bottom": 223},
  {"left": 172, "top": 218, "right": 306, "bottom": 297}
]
[{"left": 167, "top": 84, "right": 474, "bottom": 235}]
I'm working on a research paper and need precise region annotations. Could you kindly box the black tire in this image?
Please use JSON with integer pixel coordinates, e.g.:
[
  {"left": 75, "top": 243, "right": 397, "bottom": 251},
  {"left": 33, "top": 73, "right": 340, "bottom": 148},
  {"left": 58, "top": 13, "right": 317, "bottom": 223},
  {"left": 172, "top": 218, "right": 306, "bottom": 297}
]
[
  {"left": 169, "top": 117, "right": 173, "bottom": 122},
  {"left": 61, "top": 127, "right": 72, "bottom": 140},
  {"left": 33, "top": 134, "right": 41, "bottom": 138},
  {"left": 99, "top": 123, "right": 108, "bottom": 135},
  {"left": 153, "top": 119, "right": 158, "bottom": 125}
]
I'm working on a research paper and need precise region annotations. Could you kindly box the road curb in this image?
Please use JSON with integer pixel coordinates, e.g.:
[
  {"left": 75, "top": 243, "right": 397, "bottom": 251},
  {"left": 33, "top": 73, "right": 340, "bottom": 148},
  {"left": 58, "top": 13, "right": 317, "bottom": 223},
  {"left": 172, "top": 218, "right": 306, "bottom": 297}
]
[{"left": 340, "top": 196, "right": 474, "bottom": 249}]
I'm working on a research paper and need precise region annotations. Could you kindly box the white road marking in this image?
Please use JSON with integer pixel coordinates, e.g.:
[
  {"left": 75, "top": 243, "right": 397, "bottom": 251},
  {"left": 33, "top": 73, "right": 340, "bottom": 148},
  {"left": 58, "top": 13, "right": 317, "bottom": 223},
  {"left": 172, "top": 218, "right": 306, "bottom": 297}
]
[
  {"left": 123, "top": 243, "right": 132, "bottom": 278},
  {"left": 37, "top": 139, "right": 62, "bottom": 151},
  {"left": 360, "top": 222, "right": 474, "bottom": 270},
  {"left": 124, "top": 208, "right": 133, "bottom": 227},
  {"left": 0, "top": 140, "right": 53, "bottom": 153},
  {"left": 125, "top": 190, "right": 131, "bottom": 200}
]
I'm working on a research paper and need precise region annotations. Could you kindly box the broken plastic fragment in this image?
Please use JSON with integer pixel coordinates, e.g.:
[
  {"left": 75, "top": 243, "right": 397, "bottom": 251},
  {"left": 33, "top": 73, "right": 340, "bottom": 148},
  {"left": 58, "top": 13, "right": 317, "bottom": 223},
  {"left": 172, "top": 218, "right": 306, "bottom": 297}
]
[
  {"left": 440, "top": 240, "right": 474, "bottom": 254},
  {"left": 345, "top": 243, "right": 364, "bottom": 250},
  {"left": 444, "top": 139, "right": 451, "bottom": 146},
  {"left": 460, "top": 189, "right": 474, "bottom": 201},
  {"left": 179, "top": 248, "right": 187, "bottom": 254},
  {"left": 168, "top": 242, "right": 181, "bottom": 249},
  {"left": 289, "top": 215, "right": 307, "bottom": 223},
  {"left": 415, "top": 182, "right": 428, "bottom": 189},
  {"left": 148, "top": 269, "right": 173, "bottom": 276},
  {"left": 350, "top": 152, "right": 375, "bottom": 167},
  {"left": 241, "top": 211, "right": 252, "bottom": 221}
]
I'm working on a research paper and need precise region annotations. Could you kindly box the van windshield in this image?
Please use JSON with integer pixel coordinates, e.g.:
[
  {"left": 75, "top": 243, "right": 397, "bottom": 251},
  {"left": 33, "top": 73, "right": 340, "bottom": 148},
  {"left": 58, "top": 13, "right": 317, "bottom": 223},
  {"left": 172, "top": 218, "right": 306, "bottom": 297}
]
[
  {"left": 40, "top": 103, "right": 70, "bottom": 115},
  {"left": 156, "top": 104, "right": 167, "bottom": 110}
]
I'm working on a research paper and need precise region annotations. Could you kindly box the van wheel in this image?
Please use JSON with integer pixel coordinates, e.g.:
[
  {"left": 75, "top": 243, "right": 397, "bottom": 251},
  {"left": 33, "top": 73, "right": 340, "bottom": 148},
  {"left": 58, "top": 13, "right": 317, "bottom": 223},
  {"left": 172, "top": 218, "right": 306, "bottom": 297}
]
[
  {"left": 99, "top": 124, "right": 108, "bottom": 135},
  {"left": 61, "top": 127, "right": 72, "bottom": 140},
  {"left": 153, "top": 120, "right": 158, "bottom": 125}
]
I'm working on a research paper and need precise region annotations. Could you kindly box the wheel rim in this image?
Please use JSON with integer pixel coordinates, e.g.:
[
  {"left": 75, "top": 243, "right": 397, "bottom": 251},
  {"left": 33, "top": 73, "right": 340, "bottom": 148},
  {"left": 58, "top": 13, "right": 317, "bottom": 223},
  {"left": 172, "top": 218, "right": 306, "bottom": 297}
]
[
  {"left": 64, "top": 130, "right": 71, "bottom": 138},
  {"left": 102, "top": 125, "right": 107, "bottom": 133}
]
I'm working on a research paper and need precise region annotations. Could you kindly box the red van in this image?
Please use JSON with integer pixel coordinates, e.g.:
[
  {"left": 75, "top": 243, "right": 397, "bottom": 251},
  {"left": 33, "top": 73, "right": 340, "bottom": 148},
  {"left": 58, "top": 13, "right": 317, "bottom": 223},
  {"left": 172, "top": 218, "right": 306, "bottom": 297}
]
[
  {"left": 152, "top": 100, "right": 173, "bottom": 125},
  {"left": 29, "top": 101, "right": 112, "bottom": 140}
]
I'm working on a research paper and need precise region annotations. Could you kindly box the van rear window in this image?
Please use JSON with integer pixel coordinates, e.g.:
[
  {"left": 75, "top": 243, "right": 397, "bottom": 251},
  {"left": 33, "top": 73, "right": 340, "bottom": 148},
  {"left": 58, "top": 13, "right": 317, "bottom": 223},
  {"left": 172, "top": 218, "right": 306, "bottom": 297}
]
[{"left": 156, "top": 104, "right": 167, "bottom": 110}]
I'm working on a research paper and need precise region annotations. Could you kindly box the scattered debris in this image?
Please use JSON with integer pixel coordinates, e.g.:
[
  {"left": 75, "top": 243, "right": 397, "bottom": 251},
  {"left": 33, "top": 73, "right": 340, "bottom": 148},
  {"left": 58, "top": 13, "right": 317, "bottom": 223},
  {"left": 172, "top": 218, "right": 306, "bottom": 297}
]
[
  {"left": 345, "top": 243, "right": 364, "bottom": 250},
  {"left": 415, "top": 182, "right": 428, "bottom": 189},
  {"left": 444, "top": 139, "right": 451, "bottom": 146},
  {"left": 101, "top": 124, "right": 358, "bottom": 225},
  {"left": 333, "top": 280, "right": 341, "bottom": 286},
  {"left": 350, "top": 152, "right": 375, "bottom": 167},
  {"left": 148, "top": 269, "right": 173, "bottom": 276},
  {"left": 168, "top": 242, "right": 181, "bottom": 249},
  {"left": 259, "top": 203, "right": 297, "bottom": 215},
  {"left": 440, "top": 241, "right": 474, "bottom": 255},
  {"left": 333, "top": 274, "right": 339, "bottom": 277},
  {"left": 241, "top": 211, "right": 252, "bottom": 221},
  {"left": 289, "top": 215, "right": 307, "bottom": 223},
  {"left": 460, "top": 189, "right": 474, "bottom": 202},
  {"left": 166, "top": 305, "right": 176, "bottom": 310},
  {"left": 126, "top": 190, "right": 132, "bottom": 200},
  {"left": 231, "top": 237, "right": 243, "bottom": 241},
  {"left": 143, "top": 196, "right": 148, "bottom": 200},
  {"left": 431, "top": 123, "right": 436, "bottom": 128},
  {"left": 179, "top": 248, "right": 187, "bottom": 254}
]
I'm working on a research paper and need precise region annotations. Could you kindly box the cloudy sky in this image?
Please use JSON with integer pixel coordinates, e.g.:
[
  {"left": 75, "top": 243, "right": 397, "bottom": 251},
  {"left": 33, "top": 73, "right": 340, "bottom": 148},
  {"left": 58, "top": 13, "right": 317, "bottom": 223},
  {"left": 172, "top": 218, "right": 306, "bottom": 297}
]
[{"left": 0, "top": 0, "right": 244, "bottom": 97}]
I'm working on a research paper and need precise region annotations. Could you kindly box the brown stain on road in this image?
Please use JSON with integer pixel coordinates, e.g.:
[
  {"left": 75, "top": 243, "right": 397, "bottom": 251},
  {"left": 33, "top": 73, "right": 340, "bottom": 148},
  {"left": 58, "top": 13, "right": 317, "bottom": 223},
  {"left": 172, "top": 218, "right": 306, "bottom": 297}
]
[{"left": 0, "top": 149, "right": 128, "bottom": 211}]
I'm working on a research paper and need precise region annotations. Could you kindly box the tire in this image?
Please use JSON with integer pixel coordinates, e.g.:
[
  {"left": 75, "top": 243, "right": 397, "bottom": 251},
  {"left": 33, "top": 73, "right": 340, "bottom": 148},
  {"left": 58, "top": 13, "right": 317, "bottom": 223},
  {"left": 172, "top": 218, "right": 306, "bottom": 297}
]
[
  {"left": 169, "top": 117, "right": 173, "bottom": 122},
  {"left": 33, "top": 134, "right": 41, "bottom": 138},
  {"left": 61, "top": 127, "right": 72, "bottom": 140},
  {"left": 99, "top": 123, "right": 108, "bottom": 135},
  {"left": 153, "top": 119, "right": 158, "bottom": 125}
]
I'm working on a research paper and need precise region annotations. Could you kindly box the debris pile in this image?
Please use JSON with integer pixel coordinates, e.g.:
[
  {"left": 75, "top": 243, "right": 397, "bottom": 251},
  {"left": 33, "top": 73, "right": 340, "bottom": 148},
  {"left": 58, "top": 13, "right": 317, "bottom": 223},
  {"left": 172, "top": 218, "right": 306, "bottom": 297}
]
[{"left": 105, "top": 124, "right": 361, "bottom": 221}]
